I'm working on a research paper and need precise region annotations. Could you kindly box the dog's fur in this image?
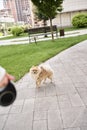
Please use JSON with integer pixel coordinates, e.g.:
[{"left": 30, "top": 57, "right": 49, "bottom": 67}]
[{"left": 30, "top": 64, "right": 53, "bottom": 88}]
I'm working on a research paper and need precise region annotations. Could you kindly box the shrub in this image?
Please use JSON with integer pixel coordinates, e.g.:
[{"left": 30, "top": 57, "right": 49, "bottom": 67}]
[
  {"left": 22, "top": 25, "right": 32, "bottom": 33},
  {"left": 0, "top": 32, "right": 3, "bottom": 36},
  {"left": 72, "top": 14, "right": 87, "bottom": 28},
  {"left": 11, "top": 26, "right": 24, "bottom": 36}
]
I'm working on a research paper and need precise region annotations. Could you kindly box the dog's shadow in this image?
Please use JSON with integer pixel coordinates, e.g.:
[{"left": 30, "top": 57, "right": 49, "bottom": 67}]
[
  {"left": 37, "top": 81, "right": 55, "bottom": 90},
  {"left": 35, "top": 81, "right": 56, "bottom": 99}
]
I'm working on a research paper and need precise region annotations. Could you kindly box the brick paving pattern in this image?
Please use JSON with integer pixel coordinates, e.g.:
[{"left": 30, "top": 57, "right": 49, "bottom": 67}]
[{"left": 0, "top": 40, "right": 87, "bottom": 130}]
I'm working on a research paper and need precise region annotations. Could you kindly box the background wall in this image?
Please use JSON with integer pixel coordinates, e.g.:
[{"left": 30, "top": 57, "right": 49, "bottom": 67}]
[{"left": 47, "top": 0, "right": 87, "bottom": 27}]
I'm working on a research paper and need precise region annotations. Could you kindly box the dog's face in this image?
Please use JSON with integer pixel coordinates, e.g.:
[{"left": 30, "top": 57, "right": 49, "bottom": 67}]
[{"left": 30, "top": 66, "right": 41, "bottom": 75}]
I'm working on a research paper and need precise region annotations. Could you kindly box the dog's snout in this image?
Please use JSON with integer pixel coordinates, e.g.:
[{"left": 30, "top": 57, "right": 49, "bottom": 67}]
[{"left": 33, "top": 71, "right": 37, "bottom": 74}]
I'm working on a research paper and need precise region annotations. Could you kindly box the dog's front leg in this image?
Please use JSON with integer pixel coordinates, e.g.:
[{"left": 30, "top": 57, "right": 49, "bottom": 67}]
[{"left": 36, "top": 80, "right": 41, "bottom": 88}]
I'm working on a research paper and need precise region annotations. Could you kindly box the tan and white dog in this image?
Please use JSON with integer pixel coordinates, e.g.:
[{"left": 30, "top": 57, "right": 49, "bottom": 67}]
[{"left": 30, "top": 64, "right": 53, "bottom": 88}]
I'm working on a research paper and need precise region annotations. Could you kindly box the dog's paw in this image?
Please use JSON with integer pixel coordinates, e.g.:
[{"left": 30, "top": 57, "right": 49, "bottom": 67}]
[
  {"left": 43, "top": 81, "right": 46, "bottom": 84},
  {"left": 36, "top": 85, "right": 41, "bottom": 88},
  {"left": 50, "top": 81, "right": 55, "bottom": 85}
]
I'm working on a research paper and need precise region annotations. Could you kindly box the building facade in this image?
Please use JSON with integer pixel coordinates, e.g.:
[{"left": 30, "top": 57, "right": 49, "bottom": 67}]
[
  {"left": 0, "top": 8, "right": 14, "bottom": 23},
  {"left": 15, "top": 0, "right": 30, "bottom": 22},
  {"left": 48, "top": 0, "right": 87, "bottom": 27},
  {"left": 3, "top": 0, "right": 34, "bottom": 26},
  {"left": 3, "top": 0, "right": 18, "bottom": 22}
]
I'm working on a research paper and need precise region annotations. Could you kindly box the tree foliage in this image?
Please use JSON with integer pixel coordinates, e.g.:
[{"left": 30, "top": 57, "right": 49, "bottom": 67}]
[
  {"left": 32, "top": 0, "right": 63, "bottom": 18},
  {"left": 31, "top": 0, "right": 63, "bottom": 40},
  {"left": 35, "top": 9, "right": 49, "bottom": 21}
]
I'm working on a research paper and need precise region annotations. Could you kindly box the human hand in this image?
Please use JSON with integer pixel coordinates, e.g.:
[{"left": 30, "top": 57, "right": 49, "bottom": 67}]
[{"left": 0, "top": 73, "right": 15, "bottom": 88}]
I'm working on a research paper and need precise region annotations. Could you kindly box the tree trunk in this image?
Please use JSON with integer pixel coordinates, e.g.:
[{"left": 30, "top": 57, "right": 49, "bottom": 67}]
[
  {"left": 50, "top": 18, "right": 54, "bottom": 41},
  {"left": 44, "top": 20, "right": 47, "bottom": 37}
]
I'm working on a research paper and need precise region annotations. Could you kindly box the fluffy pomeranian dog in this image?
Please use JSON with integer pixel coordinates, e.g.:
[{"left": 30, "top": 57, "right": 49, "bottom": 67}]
[{"left": 30, "top": 64, "right": 53, "bottom": 88}]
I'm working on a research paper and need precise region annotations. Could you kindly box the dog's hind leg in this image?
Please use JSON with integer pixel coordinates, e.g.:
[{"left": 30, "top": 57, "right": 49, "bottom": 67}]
[
  {"left": 48, "top": 75, "right": 55, "bottom": 85},
  {"left": 43, "top": 78, "right": 46, "bottom": 84},
  {"left": 48, "top": 75, "right": 53, "bottom": 83}
]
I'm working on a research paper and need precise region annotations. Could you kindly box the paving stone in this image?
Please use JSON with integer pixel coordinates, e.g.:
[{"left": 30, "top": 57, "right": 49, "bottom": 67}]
[
  {"left": 64, "top": 64, "right": 76, "bottom": 70},
  {"left": 69, "top": 92, "right": 84, "bottom": 107},
  {"left": 75, "top": 59, "right": 87, "bottom": 65},
  {"left": 82, "top": 68, "right": 87, "bottom": 75},
  {"left": 58, "top": 94, "right": 72, "bottom": 109},
  {"left": 74, "top": 82, "right": 87, "bottom": 88},
  {"left": 56, "top": 83, "right": 76, "bottom": 95},
  {"left": 71, "top": 76, "right": 87, "bottom": 84},
  {"left": 48, "top": 110, "right": 63, "bottom": 129},
  {"left": 54, "top": 70, "right": 68, "bottom": 80},
  {"left": 22, "top": 98, "right": 35, "bottom": 112},
  {"left": 80, "top": 126, "right": 87, "bottom": 130},
  {"left": 33, "top": 120, "right": 47, "bottom": 130},
  {"left": 36, "top": 87, "right": 45, "bottom": 98},
  {"left": 78, "top": 64, "right": 87, "bottom": 70},
  {"left": 17, "top": 88, "right": 36, "bottom": 99},
  {"left": 15, "top": 81, "right": 29, "bottom": 90},
  {"left": 34, "top": 96, "right": 59, "bottom": 111},
  {"left": 54, "top": 70, "right": 66, "bottom": 78},
  {"left": 61, "top": 107, "right": 87, "bottom": 128},
  {"left": 48, "top": 128, "right": 64, "bottom": 130},
  {"left": 64, "top": 127, "right": 80, "bottom": 130},
  {"left": 4, "top": 112, "right": 33, "bottom": 130},
  {"left": 27, "top": 75, "right": 36, "bottom": 88},
  {"left": 20, "top": 73, "right": 30, "bottom": 82},
  {"left": 76, "top": 88, "right": 87, "bottom": 106},
  {"left": 34, "top": 111, "right": 47, "bottom": 120},
  {"left": 0, "top": 106, "right": 11, "bottom": 115},
  {"left": 12, "top": 99, "right": 24, "bottom": 106},
  {"left": 0, "top": 115, "right": 7, "bottom": 130},
  {"left": 67, "top": 72, "right": 78, "bottom": 77},
  {"left": 62, "top": 76, "right": 73, "bottom": 84},
  {"left": 54, "top": 77, "right": 63, "bottom": 84},
  {"left": 1, "top": 40, "right": 87, "bottom": 130},
  {"left": 72, "top": 68, "right": 85, "bottom": 76},
  {"left": 9, "top": 105, "right": 22, "bottom": 114},
  {"left": 45, "top": 84, "right": 56, "bottom": 96}
]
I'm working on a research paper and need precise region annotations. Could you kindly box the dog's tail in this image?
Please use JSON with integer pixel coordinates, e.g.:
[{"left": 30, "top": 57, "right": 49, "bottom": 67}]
[{"left": 40, "top": 64, "right": 53, "bottom": 73}]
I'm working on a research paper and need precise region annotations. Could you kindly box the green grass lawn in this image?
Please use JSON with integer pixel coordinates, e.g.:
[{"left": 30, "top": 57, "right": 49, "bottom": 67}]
[
  {"left": 0, "top": 34, "right": 87, "bottom": 81},
  {"left": 60, "top": 26, "right": 87, "bottom": 32},
  {"left": 0, "top": 33, "right": 28, "bottom": 40},
  {"left": 0, "top": 27, "right": 87, "bottom": 40}
]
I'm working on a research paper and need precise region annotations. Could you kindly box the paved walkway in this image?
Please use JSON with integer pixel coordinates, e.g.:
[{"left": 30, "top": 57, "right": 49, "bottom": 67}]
[
  {"left": 0, "top": 40, "right": 87, "bottom": 130},
  {"left": 0, "top": 29, "right": 87, "bottom": 46}
]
